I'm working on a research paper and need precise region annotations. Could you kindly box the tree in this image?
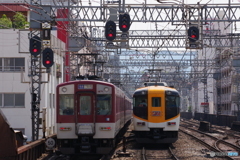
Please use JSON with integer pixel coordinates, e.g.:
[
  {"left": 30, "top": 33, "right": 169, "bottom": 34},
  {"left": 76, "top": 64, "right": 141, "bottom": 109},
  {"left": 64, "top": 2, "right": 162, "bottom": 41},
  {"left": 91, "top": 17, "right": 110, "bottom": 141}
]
[
  {"left": 0, "top": 14, "right": 12, "bottom": 29},
  {"left": 13, "top": 12, "right": 28, "bottom": 29}
]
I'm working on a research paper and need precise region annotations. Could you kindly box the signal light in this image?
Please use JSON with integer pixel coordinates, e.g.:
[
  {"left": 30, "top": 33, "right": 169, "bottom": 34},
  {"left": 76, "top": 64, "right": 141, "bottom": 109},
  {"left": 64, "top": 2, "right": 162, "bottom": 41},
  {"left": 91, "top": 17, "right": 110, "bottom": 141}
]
[
  {"left": 188, "top": 26, "right": 199, "bottom": 42},
  {"left": 42, "top": 48, "right": 54, "bottom": 68},
  {"left": 105, "top": 20, "right": 116, "bottom": 41},
  {"left": 108, "top": 33, "right": 113, "bottom": 37},
  {"left": 30, "top": 36, "right": 41, "bottom": 56},
  {"left": 119, "top": 13, "right": 130, "bottom": 32}
]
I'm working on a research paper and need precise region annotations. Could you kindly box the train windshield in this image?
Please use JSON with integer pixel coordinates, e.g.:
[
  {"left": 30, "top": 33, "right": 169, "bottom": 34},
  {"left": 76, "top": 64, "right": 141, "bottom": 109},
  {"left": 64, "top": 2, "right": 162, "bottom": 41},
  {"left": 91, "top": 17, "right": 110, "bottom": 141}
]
[
  {"left": 59, "top": 94, "right": 74, "bottom": 115},
  {"left": 79, "top": 96, "right": 91, "bottom": 115},
  {"left": 165, "top": 91, "right": 180, "bottom": 120},
  {"left": 97, "top": 95, "right": 112, "bottom": 115},
  {"left": 133, "top": 95, "right": 148, "bottom": 120}
]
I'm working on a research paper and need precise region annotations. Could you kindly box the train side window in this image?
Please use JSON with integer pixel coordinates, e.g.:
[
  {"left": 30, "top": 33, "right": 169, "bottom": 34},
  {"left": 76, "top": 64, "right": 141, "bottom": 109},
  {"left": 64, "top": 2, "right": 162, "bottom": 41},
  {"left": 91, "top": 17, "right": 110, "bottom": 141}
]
[
  {"left": 152, "top": 97, "right": 161, "bottom": 107},
  {"left": 59, "top": 94, "right": 74, "bottom": 115},
  {"left": 80, "top": 96, "right": 91, "bottom": 115}
]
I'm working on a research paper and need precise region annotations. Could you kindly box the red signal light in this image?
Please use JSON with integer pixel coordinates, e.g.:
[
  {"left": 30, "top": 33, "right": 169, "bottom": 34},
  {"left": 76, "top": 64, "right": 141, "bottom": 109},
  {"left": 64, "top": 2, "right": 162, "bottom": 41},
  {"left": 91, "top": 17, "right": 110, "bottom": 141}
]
[
  {"left": 121, "top": 24, "right": 127, "bottom": 29},
  {"left": 45, "top": 60, "right": 51, "bottom": 64},
  {"left": 108, "top": 33, "right": 113, "bottom": 37},
  {"left": 191, "top": 35, "right": 196, "bottom": 38},
  {"left": 32, "top": 48, "right": 38, "bottom": 53}
]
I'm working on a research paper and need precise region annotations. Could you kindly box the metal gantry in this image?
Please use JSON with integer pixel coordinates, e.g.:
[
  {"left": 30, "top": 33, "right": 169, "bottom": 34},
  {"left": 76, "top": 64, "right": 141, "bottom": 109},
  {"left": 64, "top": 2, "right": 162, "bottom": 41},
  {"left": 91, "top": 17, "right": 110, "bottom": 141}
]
[{"left": 25, "top": 0, "right": 240, "bottom": 137}]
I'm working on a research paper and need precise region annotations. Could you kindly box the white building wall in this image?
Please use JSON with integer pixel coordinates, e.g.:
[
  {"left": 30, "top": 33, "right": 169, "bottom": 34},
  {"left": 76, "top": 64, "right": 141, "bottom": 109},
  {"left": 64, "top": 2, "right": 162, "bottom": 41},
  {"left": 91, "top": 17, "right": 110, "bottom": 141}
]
[{"left": 0, "top": 29, "right": 65, "bottom": 141}]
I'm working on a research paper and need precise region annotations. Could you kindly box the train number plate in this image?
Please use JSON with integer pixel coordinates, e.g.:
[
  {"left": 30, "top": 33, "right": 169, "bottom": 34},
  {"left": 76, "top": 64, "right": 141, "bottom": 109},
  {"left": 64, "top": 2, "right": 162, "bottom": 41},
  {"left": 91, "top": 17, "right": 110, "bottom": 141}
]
[{"left": 152, "top": 111, "right": 161, "bottom": 116}]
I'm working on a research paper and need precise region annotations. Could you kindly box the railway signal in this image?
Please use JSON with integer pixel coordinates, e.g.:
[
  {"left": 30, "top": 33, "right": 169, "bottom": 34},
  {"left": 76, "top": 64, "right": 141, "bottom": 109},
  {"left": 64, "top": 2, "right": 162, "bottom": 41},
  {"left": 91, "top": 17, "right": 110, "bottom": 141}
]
[
  {"left": 188, "top": 26, "right": 199, "bottom": 42},
  {"left": 105, "top": 20, "right": 116, "bottom": 41},
  {"left": 119, "top": 13, "right": 131, "bottom": 32},
  {"left": 29, "top": 36, "right": 41, "bottom": 56},
  {"left": 42, "top": 48, "right": 54, "bottom": 68}
]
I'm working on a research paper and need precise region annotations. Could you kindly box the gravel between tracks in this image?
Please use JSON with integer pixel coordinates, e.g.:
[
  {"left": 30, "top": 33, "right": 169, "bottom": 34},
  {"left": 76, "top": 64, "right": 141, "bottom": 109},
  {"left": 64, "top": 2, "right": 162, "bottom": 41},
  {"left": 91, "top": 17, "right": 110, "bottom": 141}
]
[{"left": 175, "top": 130, "right": 228, "bottom": 160}]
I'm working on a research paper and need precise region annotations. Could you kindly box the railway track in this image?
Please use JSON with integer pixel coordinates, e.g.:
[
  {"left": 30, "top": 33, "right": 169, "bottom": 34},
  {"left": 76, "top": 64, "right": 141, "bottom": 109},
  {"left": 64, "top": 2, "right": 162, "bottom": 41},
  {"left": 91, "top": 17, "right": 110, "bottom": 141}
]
[
  {"left": 181, "top": 119, "right": 240, "bottom": 146},
  {"left": 141, "top": 146, "right": 179, "bottom": 160},
  {"left": 180, "top": 123, "right": 239, "bottom": 160}
]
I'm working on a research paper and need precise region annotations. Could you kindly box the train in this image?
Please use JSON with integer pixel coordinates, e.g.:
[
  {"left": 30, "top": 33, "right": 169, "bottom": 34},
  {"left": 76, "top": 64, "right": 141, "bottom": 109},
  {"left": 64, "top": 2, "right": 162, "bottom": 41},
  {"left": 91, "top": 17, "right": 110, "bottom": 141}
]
[
  {"left": 55, "top": 80, "right": 132, "bottom": 154},
  {"left": 132, "top": 82, "right": 180, "bottom": 144}
]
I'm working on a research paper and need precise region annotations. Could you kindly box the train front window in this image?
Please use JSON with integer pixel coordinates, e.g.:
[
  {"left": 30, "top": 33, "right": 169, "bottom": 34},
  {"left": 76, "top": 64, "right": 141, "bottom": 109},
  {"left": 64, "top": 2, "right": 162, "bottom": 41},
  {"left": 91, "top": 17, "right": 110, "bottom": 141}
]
[
  {"left": 152, "top": 97, "right": 161, "bottom": 107},
  {"left": 79, "top": 96, "right": 91, "bottom": 115},
  {"left": 59, "top": 94, "right": 74, "bottom": 115},
  {"left": 165, "top": 92, "right": 180, "bottom": 120},
  {"left": 133, "top": 96, "right": 148, "bottom": 108},
  {"left": 133, "top": 95, "right": 148, "bottom": 120},
  {"left": 97, "top": 95, "right": 111, "bottom": 115}
]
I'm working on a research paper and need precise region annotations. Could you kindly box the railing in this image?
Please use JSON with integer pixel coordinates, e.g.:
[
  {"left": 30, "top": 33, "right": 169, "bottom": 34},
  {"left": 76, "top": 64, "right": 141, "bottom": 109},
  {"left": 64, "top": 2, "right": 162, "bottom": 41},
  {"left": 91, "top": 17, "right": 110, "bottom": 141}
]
[{"left": 15, "top": 134, "right": 56, "bottom": 160}]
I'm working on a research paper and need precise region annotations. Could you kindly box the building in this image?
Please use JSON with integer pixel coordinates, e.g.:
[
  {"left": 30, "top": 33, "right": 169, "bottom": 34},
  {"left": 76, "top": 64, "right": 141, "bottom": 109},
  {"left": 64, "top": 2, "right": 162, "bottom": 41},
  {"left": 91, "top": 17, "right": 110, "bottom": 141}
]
[
  {"left": 0, "top": 28, "right": 65, "bottom": 141},
  {"left": 191, "top": 11, "right": 240, "bottom": 116}
]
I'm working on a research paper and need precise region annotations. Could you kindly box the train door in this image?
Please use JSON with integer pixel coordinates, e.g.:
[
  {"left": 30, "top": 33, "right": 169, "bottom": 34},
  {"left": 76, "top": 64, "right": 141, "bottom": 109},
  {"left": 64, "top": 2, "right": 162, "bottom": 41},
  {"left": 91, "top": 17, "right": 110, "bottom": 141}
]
[
  {"left": 76, "top": 93, "right": 95, "bottom": 135},
  {"left": 148, "top": 91, "right": 165, "bottom": 127}
]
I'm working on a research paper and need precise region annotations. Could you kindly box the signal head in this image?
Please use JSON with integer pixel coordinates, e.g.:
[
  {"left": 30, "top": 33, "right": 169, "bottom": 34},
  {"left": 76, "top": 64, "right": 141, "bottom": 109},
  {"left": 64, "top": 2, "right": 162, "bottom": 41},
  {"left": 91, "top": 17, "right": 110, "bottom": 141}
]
[
  {"left": 188, "top": 26, "right": 199, "bottom": 42},
  {"left": 30, "top": 36, "right": 42, "bottom": 56},
  {"left": 119, "top": 13, "right": 130, "bottom": 32},
  {"left": 42, "top": 48, "right": 54, "bottom": 68},
  {"left": 105, "top": 20, "right": 116, "bottom": 41}
]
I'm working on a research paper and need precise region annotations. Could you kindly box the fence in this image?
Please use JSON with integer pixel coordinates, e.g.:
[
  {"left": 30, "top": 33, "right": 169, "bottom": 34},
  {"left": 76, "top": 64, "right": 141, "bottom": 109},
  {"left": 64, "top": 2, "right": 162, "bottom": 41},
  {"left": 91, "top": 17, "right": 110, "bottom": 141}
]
[{"left": 180, "top": 112, "right": 237, "bottom": 128}]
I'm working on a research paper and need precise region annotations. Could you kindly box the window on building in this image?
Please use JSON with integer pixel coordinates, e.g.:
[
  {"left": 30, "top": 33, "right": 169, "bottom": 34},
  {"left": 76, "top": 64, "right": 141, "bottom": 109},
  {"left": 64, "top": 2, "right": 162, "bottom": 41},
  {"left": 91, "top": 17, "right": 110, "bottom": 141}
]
[
  {"left": 15, "top": 58, "right": 25, "bottom": 71},
  {"left": 0, "top": 58, "right": 25, "bottom": 72},
  {"left": 1, "top": 93, "right": 25, "bottom": 108},
  {"left": 4, "top": 58, "right": 14, "bottom": 71}
]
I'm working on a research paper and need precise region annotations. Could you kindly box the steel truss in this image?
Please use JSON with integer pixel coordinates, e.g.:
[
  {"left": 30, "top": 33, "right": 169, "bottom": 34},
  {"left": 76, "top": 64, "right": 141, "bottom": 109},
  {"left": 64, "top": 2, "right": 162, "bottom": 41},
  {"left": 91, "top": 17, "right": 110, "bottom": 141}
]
[
  {"left": 29, "top": 31, "right": 41, "bottom": 141},
  {"left": 115, "top": 59, "right": 216, "bottom": 67},
  {"left": 42, "top": 2, "right": 240, "bottom": 48},
  {"left": 49, "top": 3, "right": 240, "bottom": 23}
]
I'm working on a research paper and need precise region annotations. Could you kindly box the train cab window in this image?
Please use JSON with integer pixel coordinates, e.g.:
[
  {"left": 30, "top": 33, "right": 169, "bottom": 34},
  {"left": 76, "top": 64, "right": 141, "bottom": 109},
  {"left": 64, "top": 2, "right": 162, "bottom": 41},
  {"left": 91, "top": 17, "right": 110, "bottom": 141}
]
[
  {"left": 152, "top": 97, "right": 161, "bottom": 107},
  {"left": 133, "top": 96, "right": 148, "bottom": 120},
  {"left": 59, "top": 94, "right": 74, "bottom": 115},
  {"left": 79, "top": 96, "right": 91, "bottom": 115},
  {"left": 97, "top": 95, "right": 111, "bottom": 115},
  {"left": 165, "top": 92, "right": 180, "bottom": 120}
]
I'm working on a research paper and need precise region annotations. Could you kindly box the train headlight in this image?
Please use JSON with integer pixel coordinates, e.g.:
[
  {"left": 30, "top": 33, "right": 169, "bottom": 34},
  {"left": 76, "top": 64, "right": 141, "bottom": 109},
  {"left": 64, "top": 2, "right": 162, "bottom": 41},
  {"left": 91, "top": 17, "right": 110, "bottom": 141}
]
[
  {"left": 59, "top": 127, "right": 71, "bottom": 131},
  {"left": 104, "top": 87, "right": 109, "bottom": 92},
  {"left": 61, "top": 87, "right": 67, "bottom": 92},
  {"left": 137, "top": 122, "right": 145, "bottom": 126},
  {"left": 100, "top": 127, "right": 111, "bottom": 131},
  {"left": 166, "top": 91, "right": 172, "bottom": 95},
  {"left": 168, "top": 122, "right": 176, "bottom": 125}
]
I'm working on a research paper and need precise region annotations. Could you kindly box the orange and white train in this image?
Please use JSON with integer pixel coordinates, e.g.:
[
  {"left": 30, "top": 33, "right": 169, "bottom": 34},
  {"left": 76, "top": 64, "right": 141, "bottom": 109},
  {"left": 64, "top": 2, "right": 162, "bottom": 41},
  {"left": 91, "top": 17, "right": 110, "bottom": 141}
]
[
  {"left": 132, "top": 82, "right": 180, "bottom": 144},
  {"left": 56, "top": 80, "right": 132, "bottom": 154}
]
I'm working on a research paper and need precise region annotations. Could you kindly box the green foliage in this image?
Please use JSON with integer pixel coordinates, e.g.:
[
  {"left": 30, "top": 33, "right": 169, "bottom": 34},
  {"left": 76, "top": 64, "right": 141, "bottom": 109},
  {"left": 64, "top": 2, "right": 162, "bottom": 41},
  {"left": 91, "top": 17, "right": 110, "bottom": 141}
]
[
  {"left": 13, "top": 12, "right": 28, "bottom": 29},
  {"left": 188, "top": 106, "right": 192, "bottom": 112},
  {"left": 0, "top": 14, "right": 12, "bottom": 29}
]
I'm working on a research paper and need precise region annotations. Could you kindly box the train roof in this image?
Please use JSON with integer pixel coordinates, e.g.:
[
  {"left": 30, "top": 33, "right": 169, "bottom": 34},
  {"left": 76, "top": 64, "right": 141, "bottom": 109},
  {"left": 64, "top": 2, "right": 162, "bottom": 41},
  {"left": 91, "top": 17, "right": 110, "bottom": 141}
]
[
  {"left": 134, "top": 84, "right": 178, "bottom": 94},
  {"left": 57, "top": 79, "right": 114, "bottom": 87},
  {"left": 143, "top": 82, "right": 168, "bottom": 87}
]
